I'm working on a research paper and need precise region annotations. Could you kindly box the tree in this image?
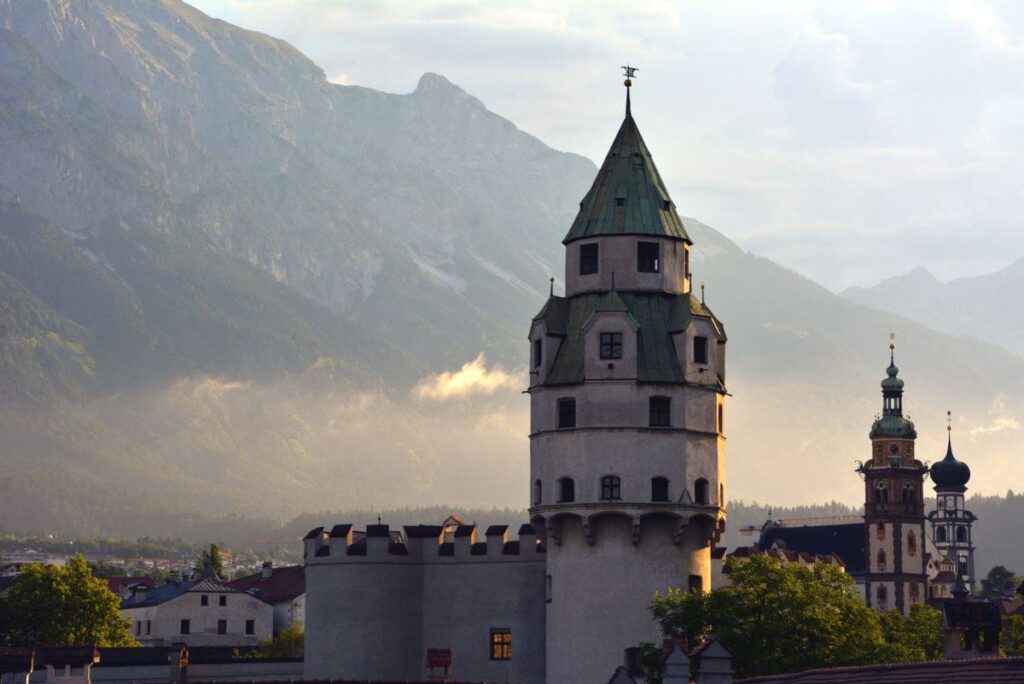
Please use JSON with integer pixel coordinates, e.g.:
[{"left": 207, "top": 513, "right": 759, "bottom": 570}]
[
  {"left": 879, "top": 604, "right": 943, "bottom": 662},
  {"left": 1002, "top": 615, "right": 1024, "bottom": 657},
  {"left": 252, "top": 623, "right": 304, "bottom": 658},
  {"left": 196, "top": 543, "right": 225, "bottom": 580},
  {"left": 0, "top": 556, "right": 138, "bottom": 647},
  {"left": 646, "top": 555, "right": 940, "bottom": 679},
  {"left": 980, "top": 565, "right": 1022, "bottom": 600}
]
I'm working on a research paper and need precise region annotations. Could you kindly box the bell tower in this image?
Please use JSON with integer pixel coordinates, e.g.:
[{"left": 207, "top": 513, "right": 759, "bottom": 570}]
[
  {"left": 928, "top": 414, "right": 976, "bottom": 591},
  {"left": 859, "top": 337, "right": 928, "bottom": 615},
  {"left": 528, "top": 69, "right": 728, "bottom": 684}
]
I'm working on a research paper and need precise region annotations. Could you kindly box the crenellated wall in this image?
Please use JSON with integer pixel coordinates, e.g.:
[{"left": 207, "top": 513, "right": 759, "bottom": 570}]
[{"left": 303, "top": 522, "right": 546, "bottom": 684}]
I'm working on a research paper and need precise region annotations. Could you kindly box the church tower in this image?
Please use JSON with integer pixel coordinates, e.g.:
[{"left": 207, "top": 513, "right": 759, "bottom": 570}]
[
  {"left": 928, "top": 417, "right": 976, "bottom": 591},
  {"left": 528, "top": 72, "right": 728, "bottom": 684},
  {"left": 859, "top": 340, "right": 928, "bottom": 615}
]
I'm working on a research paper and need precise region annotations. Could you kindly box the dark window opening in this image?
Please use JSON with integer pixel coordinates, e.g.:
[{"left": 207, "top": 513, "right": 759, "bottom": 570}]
[
  {"left": 557, "top": 398, "right": 576, "bottom": 429},
  {"left": 615, "top": 197, "right": 626, "bottom": 207},
  {"left": 717, "top": 404, "right": 724, "bottom": 433},
  {"left": 600, "top": 332, "right": 623, "bottom": 359},
  {"left": 637, "top": 241, "right": 660, "bottom": 273},
  {"left": 908, "top": 531, "right": 917, "bottom": 557},
  {"left": 245, "top": 620, "right": 255, "bottom": 636},
  {"left": 877, "top": 586, "right": 888, "bottom": 609},
  {"left": 490, "top": 629, "right": 512, "bottom": 660},
  {"left": 902, "top": 485, "right": 914, "bottom": 503},
  {"left": 219, "top": 595, "right": 227, "bottom": 607},
  {"left": 601, "top": 475, "right": 621, "bottom": 501},
  {"left": 146, "top": 620, "right": 151, "bottom": 636},
  {"left": 956, "top": 526, "right": 968, "bottom": 543},
  {"left": 875, "top": 485, "right": 889, "bottom": 504},
  {"left": 579, "top": 244, "right": 599, "bottom": 275},
  {"left": 180, "top": 619, "right": 190, "bottom": 635},
  {"left": 959, "top": 559, "right": 969, "bottom": 576},
  {"left": 135, "top": 621, "right": 141, "bottom": 636},
  {"left": 694, "top": 336, "right": 708, "bottom": 364},
  {"left": 877, "top": 550, "right": 887, "bottom": 572},
  {"left": 533, "top": 480, "right": 542, "bottom": 505},
  {"left": 936, "top": 526, "right": 947, "bottom": 543},
  {"left": 876, "top": 522, "right": 885, "bottom": 539},
  {"left": 532, "top": 339, "right": 542, "bottom": 369},
  {"left": 649, "top": 396, "right": 671, "bottom": 427},
  {"left": 217, "top": 619, "right": 227, "bottom": 635},
  {"left": 200, "top": 595, "right": 209, "bottom": 606},
  {"left": 688, "top": 574, "right": 703, "bottom": 593},
  {"left": 651, "top": 477, "right": 669, "bottom": 502},
  {"left": 695, "top": 478, "right": 709, "bottom": 505},
  {"left": 558, "top": 477, "right": 575, "bottom": 503},
  {"left": 720, "top": 483, "right": 725, "bottom": 505}
]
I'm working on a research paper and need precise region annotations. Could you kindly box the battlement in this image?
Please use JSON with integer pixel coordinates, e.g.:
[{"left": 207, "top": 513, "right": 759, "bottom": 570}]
[{"left": 304, "top": 522, "right": 545, "bottom": 563}]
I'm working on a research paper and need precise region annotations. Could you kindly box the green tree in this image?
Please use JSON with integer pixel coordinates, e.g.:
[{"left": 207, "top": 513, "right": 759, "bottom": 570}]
[
  {"left": 252, "top": 623, "right": 304, "bottom": 659},
  {"left": 196, "top": 543, "right": 225, "bottom": 580},
  {"left": 980, "top": 565, "right": 1021, "bottom": 600},
  {"left": 0, "top": 556, "right": 138, "bottom": 647},
  {"left": 646, "top": 555, "right": 935, "bottom": 679},
  {"left": 1002, "top": 615, "right": 1024, "bottom": 657}
]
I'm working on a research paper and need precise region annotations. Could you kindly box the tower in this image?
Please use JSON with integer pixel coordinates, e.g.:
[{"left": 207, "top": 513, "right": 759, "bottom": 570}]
[
  {"left": 928, "top": 416, "right": 976, "bottom": 591},
  {"left": 859, "top": 340, "right": 928, "bottom": 615},
  {"left": 528, "top": 71, "right": 727, "bottom": 684}
]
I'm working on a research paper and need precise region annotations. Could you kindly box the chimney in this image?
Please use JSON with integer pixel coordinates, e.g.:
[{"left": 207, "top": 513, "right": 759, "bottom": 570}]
[{"left": 261, "top": 561, "right": 273, "bottom": 580}]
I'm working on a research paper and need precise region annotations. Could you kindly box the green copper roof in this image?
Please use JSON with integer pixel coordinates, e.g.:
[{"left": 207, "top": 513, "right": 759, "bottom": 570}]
[
  {"left": 563, "top": 104, "right": 690, "bottom": 245},
  {"left": 533, "top": 291, "right": 725, "bottom": 386}
]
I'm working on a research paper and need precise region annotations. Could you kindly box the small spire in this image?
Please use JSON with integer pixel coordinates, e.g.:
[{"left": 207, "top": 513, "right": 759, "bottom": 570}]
[
  {"left": 700, "top": 282, "right": 705, "bottom": 305},
  {"left": 621, "top": 63, "right": 638, "bottom": 117},
  {"left": 549, "top": 277, "right": 555, "bottom": 297}
]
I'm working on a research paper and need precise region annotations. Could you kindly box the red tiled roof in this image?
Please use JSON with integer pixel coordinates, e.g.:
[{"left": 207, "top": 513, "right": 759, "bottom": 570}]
[
  {"left": 735, "top": 656, "right": 1024, "bottom": 683},
  {"left": 228, "top": 565, "right": 304, "bottom": 604}
]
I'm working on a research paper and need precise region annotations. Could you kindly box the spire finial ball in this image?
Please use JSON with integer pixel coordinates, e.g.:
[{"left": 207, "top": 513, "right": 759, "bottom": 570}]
[{"left": 624, "top": 78, "right": 632, "bottom": 88}]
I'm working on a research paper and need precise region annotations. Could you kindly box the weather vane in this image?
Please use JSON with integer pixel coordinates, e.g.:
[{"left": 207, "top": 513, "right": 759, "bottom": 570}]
[{"left": 621, "top": 64, "right": 639, "bottom": 80}]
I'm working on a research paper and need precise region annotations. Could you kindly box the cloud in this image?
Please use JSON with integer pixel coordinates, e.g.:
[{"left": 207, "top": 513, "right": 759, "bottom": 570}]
[
  {"left": 969, "top": 394, "right": 1023, "bottom": 435},
  {"left": 412, "top": 353, "right": 521, "bottom": 400}
]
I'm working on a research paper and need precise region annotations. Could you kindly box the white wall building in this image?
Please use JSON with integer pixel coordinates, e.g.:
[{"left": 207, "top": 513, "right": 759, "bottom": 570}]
[
  {"left": 303, "top": 77, "right": 729, "bottom": 684},
  {"left": 120, "top": 577, "right": 272, "bottom": 647}
]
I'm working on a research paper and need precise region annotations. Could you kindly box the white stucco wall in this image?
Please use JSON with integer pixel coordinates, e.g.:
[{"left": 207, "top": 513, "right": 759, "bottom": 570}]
[
  {"left": 120, "top": 590, "right": 272, "bottom": 647},
  {"left": 564, "top": 236, "right": 689, "bottom": 296}
]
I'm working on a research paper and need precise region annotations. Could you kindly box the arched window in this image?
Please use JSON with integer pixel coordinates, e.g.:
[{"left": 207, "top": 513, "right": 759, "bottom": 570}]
[
  {"left": 558, "top": 477, "right": 575, "bottom": 504},
  {"left": 956, "top": 526, "right": 968, "bottom": 543},
  {"left": 694, "top": 478, "right": 709, "bottom": 505},
  {"left": 908, "top": 531, "right": 917, "bottom": 557},
  {"left": 910, "top": 582, "right": 920, "bottom": 603},
  {"left": 533, "top": 479, "right": 542, "bottom": 505},
  {"left": 877, "top": 550, "right": 887, "bottom": 572},
  {"left": 600, "top": 475, "right": 621, "bottom": 501},
  {"left": 875, "top": 483, "right": 889, "bottom": 504},
  {"left": 651, "top": 477, "right": 669, "bottom": 502},
  {"left": 902, "top": 484, "right": 914, "bottom": 503},
  {"left": 876, "top": 522, "right": 885, "bottom": 540},
  {"left": 936, "top": 526, "right": 947, "bottom": 543},
  {"left": 877, "top": 585, "right": 888, "bottom": 609},
  {"left": 959, "top": 558, "right": 969, "bottom": 576}
]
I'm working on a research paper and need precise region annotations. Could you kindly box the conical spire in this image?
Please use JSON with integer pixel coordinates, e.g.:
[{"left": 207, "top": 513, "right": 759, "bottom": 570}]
[{"left": 563, "top": 76, "right": 690, "bottom": 245}]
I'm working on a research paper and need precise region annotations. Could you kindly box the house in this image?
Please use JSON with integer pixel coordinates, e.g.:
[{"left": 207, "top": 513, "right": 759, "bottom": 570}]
[
  {"left": 228, "top": 563, "right": 304, "bottom": 635},
  {"left": 120, "top": 577, "right": 272, "bottom": 647}
]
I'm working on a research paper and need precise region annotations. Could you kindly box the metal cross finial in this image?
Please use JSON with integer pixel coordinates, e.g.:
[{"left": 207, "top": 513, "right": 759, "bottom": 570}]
[{"left": 621, "top": 64, "right": 639, "bottom": 80}]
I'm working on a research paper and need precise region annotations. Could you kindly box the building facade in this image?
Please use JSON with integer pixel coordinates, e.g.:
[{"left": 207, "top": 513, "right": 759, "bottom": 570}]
[
  {"left": 302, "top": 80, "right": 727, "bottom": 684},
  {"left": 928, "top": 429, "right": 976, "bottom": 591},
  {"left": 119, "top": 578, "right": 273, "bottom": 647},
  {"left": 858, "top": 347, "right": 929, "bottom": 615}
]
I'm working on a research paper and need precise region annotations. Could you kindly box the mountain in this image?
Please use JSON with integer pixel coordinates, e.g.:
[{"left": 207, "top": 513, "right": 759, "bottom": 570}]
[
  {"left": 841, "top": 262, "right": 1024, "bottom": 359},
  {"left": 1, "top": 0, "right": 1023, "bottom": 533},
  {"left": 0, "top": 0, "right": 594, "bottom": 400}
]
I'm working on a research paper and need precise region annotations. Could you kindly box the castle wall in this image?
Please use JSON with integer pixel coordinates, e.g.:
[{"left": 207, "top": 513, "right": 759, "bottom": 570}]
[
  {"left": 544, "top": 515, "right": 711, "bottom": 684},
  {"left": 303, "top": 525, "right": 545, "bottom": 684}
]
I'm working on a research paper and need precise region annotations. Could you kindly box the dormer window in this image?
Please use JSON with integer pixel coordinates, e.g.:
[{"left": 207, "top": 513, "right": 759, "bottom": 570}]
[
  {"left": 599, "top": 332, "right": 623, "bottom": 359},
  {"left": 615, "top": 197, "right": 626, "bottom": 207},
  {"left": 637, "top": 242, "right": 660, "bottom": 273},
  {"left": 532, "top": 339, "right": 542, "bottom": 369},
  {"left": 579, "top": 243, "right": 599, "bottom": 275}
]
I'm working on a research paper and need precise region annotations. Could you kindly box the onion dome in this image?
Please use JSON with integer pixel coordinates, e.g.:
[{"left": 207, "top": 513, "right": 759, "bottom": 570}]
[
  {"left": 881, "top": 360, "right": 904, "bottom": 391},
  {"left": 930, "top": 435, "right": 971, "bottom": 490}
]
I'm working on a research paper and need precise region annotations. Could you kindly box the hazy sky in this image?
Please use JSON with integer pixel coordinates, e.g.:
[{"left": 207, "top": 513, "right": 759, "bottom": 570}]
[{"left": 191, "top": 0, "right": 1024, "bottom": 290}]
